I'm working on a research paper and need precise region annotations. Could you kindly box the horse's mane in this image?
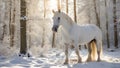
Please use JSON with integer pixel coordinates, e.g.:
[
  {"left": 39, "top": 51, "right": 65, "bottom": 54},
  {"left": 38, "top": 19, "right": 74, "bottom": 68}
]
[{"left": 61, "top": 12, "right": 74, "bottom": 25}]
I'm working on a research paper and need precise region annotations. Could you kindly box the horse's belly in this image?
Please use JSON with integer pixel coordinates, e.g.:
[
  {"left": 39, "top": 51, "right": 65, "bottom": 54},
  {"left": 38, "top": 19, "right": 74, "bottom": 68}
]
[
  {"left": 70, "top": 29, "right": 95, "bottom": 45},
  {"left": 70, "top": 24, "right": 102, "bottom": 45},
  {"left": 79, "top": 38, "right": 93, "bottom": 45}
]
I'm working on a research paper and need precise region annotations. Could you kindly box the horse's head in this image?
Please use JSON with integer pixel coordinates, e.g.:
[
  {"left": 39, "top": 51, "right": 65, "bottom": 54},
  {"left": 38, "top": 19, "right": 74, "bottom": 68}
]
[
  {"left": 52, "top": 10, "right": 74, "bottom": 33},
  {"left": 52, "top": 10, "right": 62, "bottom": 32}
]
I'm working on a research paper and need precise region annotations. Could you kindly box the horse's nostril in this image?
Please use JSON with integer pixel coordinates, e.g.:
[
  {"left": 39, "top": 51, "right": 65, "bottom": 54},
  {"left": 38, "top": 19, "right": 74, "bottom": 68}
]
[
  {"left": 52, "top": 27, "right": 54, "bottom": 31},
  {"left": 55, "top": 28, "right": 57, "bottom": 32},
  {"left": 52, "top": 25, "right": 58, "bottom": 32}
]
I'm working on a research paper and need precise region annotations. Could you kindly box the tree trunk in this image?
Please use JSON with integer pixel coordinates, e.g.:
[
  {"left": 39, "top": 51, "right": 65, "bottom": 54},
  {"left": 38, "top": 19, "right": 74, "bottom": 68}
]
[
  {"left": 0, "top": 1, "right": 7, "bottom": 43},
  {"left": 57, "top": 0, "right": 61, "bottom": 10},
  {"left": 9, "top": 0, "right": 12, "bottom": 43},
  {"left": 88, "top": 0, "right": 91, "bottom": 24},
  {"left": 20, "top": 0, "right": 27, "bottom": 55},
  {"left": 52, "top": 32, "right": 56, "bottom": 48},
  {"left": 0, "top": 24, "right": 6, "bottom": 42},
  {"left": 41, "top": 27, "right": 45, "bottom": 47},
  {"left": 9, "top": 0, "right": 15, "bottom": 47},
  {"left": 74, "top": 0, "right": 77, "bottom": 22},
  {"left": 105, "top": 0, "right": 110, "bottom": 48},
  {"left": 93, "top": 0, "right": 100, "bottom": 27},
  {"left": 41, "top": 0, "right": 46, "bottom": 47},
  {"left": 113, "top": 0, "right": 118, "bottom": 48},
  {"left": 88, "top": 10, "right": 91, "bottom": 24},
  {"left": 66, "top": 0, "right": 68, "bottom": 14}
]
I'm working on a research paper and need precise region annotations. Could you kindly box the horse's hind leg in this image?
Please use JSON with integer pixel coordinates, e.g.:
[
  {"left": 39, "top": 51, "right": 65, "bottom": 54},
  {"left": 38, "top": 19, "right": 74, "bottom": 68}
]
[
  {"left": 97, "top": 41, "right": 103, "bottom": 62},
  {"left": 64, "top": 43, "right": 69, "bottom": 64},
  {"left": 75, "top": 45, "right": 82, "bottom": 63}
]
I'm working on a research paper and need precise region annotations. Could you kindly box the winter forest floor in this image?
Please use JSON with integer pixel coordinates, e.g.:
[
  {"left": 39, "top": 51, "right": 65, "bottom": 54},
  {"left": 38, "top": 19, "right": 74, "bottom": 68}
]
[{"left": 0, "top": 45, "right": 120, "bottom": 68}]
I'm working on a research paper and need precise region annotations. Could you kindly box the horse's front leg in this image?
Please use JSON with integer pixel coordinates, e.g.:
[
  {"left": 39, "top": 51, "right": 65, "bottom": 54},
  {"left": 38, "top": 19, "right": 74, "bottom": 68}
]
[
  {"left": 75, "top": 44, "right": 82, "bottom": 63},
  {"left": 64, "top": 43, "right": 69, "bottom": 64}
]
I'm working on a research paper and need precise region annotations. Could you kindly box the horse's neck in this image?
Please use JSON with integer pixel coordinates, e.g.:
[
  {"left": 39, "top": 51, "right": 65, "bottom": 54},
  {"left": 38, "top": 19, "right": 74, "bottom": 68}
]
[
  {"left": 61, "top": 13, "right": 74, "bottom": 34},
  {"left": 61, "top": 20, "right": 74, "bottom": 34}
]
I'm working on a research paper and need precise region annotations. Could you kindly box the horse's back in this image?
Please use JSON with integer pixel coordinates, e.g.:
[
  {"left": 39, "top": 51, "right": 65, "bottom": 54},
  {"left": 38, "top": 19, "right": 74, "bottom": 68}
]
[
  {"left": 72, "top": 24, "right": 101, "bottom": 34},
  {"left": 70, "top": 24, "right": 102, "bottom": 44}
]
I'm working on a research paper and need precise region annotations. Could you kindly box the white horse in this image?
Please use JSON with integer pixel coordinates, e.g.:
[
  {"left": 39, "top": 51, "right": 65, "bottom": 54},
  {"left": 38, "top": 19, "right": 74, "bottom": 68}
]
[{"left": 52, "top": 10, "right": 103, "bottom": 64}]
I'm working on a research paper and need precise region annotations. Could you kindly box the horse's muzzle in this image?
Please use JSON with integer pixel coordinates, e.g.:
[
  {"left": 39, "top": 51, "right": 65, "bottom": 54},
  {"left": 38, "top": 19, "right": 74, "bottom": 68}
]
[{"left": 52, "top": 25, "right": 59, "bottom": 32}]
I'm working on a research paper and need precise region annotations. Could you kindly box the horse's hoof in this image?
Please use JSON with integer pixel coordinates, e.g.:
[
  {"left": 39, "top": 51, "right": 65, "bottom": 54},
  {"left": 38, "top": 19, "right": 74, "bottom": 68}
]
[
  {"left": 64, "top": 62, "right": 68, "bottom": 64},
  {"left": 86, "top": 60, "right": 91, "bottom": 62},
  {"left": 78, "top": 60, "right": 82, "bottom": 63},
  {"left": 78, "top": 61, "right": 82, "bottom": 63},
  {"left": 86, "top": 58, "right": 92, "bottom": 62},
  {"left": 97, "top": 59, "right": 101, "bottom": 62}
]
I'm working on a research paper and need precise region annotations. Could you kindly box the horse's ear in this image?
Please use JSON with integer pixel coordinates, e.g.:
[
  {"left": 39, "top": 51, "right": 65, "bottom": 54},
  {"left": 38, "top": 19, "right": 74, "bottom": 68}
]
[{"left": 52, "top": 10, "right": 55, "bottom": 14}]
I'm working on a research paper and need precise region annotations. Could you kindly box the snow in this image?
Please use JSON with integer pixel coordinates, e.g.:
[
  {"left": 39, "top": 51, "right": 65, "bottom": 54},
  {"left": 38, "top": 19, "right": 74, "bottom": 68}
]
[
  {"left": 0, "top": 0, "right": 120, "bottom": 68},
  {"left": 0, "top": 47, "right": 120, "bottom": 68}
]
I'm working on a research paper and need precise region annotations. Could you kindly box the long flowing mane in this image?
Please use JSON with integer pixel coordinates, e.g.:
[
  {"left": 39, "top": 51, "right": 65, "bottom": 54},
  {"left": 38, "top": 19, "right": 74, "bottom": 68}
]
[{"left": 61, "top": 12, "right": 74, "bottom": 25}]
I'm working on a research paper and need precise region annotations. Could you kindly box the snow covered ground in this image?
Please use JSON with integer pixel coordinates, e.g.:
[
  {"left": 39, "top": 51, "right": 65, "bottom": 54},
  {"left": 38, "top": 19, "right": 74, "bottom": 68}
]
[{"left": 0, "top": 47, "right": 120, "bottom": 68}]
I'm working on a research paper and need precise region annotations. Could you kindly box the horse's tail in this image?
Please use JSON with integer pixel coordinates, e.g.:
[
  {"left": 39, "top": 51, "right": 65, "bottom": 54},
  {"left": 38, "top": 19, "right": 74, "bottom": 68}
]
[{"left": 90, "top": 39, "right": 97, "bottom": 61}]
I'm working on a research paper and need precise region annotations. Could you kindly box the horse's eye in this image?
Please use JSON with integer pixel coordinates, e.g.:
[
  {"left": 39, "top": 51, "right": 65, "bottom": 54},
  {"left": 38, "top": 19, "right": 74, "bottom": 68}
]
[{"left": 58, "top": 17, "right": 60, "bottom": 20}]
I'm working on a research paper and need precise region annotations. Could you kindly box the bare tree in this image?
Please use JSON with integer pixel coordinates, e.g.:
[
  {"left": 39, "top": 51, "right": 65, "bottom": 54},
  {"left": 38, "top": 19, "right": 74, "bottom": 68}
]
[
  {"left": 87, "top": 10, "right": 91, "bottom": 24},
  {"left": 105, "top": 0, "right": 110, "bottom": 48},
  {"left": 0, "top": 24, "right": 7, "bottom": 42},
  {"left": 41, "top": 0, "right": 46, "bottom": 47},
  {"left": 113, "top": 0, "right": 118, "bottom": 48},
  {"left": 93, "top": 0, "right": 100, "bottom": 27},
  {"left": 57, "top": 0, "right": 61, "bottom": 11},
  {"left": 87, "top": 0, "right": 91, "bottom": 24},
  {"left": 74, "top": 0, "right": 77, "bottom": 22},
  {"left": 0, "top": 0, "right": 7, "bottom": 43},
  {"left": 19, "top": 0, "right": 27, "bottom": 55},
  {"left": 9, "top": 0, "right": 15, "bottom": 47},
  {"left": 66, "top": 0, "right": 68, "bottom": 14},
  {"left": 52, "top": 32, "right": 56, "bottom": 48}
]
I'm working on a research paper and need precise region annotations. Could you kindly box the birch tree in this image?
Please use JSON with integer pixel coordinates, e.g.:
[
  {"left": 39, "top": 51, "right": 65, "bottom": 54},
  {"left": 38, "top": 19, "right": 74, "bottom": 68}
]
[
  {"left": 41, "top": 0, "right": 46, "bottom": 47},
  {"left": 113, "top": 0, "right": 118, "bottom": 48},
  {"left": 93, "top": 0, "right": 100, "bottom": 27},
  {"left": 9, "top": 0, "right": 15, "bottom": 47},
  {"left": 0, "top": 24, "right": 6, "bottom": 42},
  {"left": 105, "top": 0, "right": 110, "bottom": 48},
  {"left": 66, "top": 0, "right": 68, "bottom": 14},
  {"left": 87, "top": 0, "right": 91, "bottom": 24},
  {"left": 19, "top": 0, "right": 28, "bottom": 55},
  {"left": 0, "top": 0, "right": 7, "bottom": 43},
  {"left": 74, "top": 0, "right": 77, "bottom": 22}
]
